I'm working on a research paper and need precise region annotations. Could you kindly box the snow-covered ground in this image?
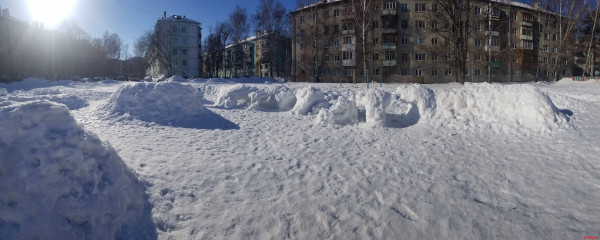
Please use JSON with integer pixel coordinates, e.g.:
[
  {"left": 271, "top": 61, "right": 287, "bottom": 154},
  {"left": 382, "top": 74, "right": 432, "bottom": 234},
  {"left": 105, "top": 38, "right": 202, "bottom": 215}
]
[{"left": 1, "top": 77, "right": 599, "bottom": 239}]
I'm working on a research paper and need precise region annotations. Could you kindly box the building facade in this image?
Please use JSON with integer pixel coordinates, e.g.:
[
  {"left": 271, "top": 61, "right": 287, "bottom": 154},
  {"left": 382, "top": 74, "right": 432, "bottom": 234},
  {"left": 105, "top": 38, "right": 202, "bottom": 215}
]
[
  {"left": 291, "top": 0, "right": 573, "bottom": 83},
  {"left": 152, "top": 13, "right": 202, "bottom": 78}
]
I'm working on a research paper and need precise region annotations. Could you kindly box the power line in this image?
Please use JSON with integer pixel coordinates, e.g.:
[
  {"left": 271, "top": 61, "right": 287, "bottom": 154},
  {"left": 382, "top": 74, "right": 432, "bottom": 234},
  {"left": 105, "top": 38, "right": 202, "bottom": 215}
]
[{"left": 112, "top": 0, "right": 160, "bottom": 17}]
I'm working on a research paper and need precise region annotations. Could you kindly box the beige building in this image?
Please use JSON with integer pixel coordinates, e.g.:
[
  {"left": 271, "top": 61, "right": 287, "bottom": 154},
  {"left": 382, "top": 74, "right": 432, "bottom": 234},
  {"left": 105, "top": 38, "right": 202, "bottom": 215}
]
[{"left": 291, "top": 0, "right": 573, "bottom": 83}]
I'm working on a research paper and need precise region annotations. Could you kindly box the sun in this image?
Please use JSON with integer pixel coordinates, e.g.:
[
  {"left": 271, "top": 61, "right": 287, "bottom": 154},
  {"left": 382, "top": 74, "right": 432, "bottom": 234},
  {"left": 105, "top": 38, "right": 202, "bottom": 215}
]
[{"left": 26, "top": 0, "right": 77, "bottom": 28}]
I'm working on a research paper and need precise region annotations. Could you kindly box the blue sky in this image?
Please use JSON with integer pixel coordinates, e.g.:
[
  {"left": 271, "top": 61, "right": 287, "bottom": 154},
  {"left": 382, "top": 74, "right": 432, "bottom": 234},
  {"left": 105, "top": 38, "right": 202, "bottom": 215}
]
[{"left": 2, "top": 0, "right": 297, "bottom": 53}]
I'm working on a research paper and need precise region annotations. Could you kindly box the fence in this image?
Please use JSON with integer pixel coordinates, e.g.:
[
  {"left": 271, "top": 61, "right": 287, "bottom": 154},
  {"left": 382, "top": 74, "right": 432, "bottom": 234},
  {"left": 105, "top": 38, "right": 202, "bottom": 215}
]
[{"left": 571, "top": 76, "right": 600, "bottom": 81}]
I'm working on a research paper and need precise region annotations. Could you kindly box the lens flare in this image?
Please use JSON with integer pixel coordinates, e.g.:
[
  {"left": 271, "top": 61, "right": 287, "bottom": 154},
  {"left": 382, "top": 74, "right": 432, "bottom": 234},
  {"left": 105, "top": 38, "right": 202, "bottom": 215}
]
[{"left": 26, "top": 0, "right": 77, "bottom": 28}]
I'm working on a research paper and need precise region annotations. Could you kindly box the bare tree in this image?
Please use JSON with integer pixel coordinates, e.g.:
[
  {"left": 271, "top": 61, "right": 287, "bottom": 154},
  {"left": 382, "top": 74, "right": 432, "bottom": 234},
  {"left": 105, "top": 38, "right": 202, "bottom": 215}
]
[
  {"left": 254, "top": 0, "right": 289, "bottom": 78},
  {"left": 147, "top": 22, "right": 174, "bottom": 77},
  {"left": 230, "top": 5, "right": 251, "bottom": 77},
  {"left": 351, "top": 0, "right": 382, "bottom": 87},
  {"left": 429, "top": 0, "right": 472, "bottom": 84}
]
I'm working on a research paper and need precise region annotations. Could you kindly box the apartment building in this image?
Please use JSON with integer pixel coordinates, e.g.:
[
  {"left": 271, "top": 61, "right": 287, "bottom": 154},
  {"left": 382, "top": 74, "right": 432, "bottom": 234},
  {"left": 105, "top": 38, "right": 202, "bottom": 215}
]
[
  {"left": 153, "top": 13, "right": 202, "bottom": 78},
  {"left": 291, "top": 0, "right": 573, "bottom": 83}
]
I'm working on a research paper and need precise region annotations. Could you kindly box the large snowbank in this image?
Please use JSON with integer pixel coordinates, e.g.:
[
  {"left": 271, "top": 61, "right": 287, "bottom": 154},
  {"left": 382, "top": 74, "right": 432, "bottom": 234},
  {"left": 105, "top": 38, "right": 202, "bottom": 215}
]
[
  {"left": 165, "top": 75, "right": 187, "bottom": 83},
  {"left": 0, "top": 88, "right": 7, "bottom": 96},
  {"left": 0, "top": 101, "right": 154, "bottom": 239},
  {"left": 315, "top": 83, "right": 569, "bottom": 133},
  {"left": 192, "top": 77, "right": 281, "bottom": 84},
  {"left": 213, "top": 84, "right": 297, "bottom": 111},
  {"left": 430, "top": 83, "right": 570, "bottom": 133},
  {"left": 100, "top": 82, "right": 238, "bottom": 129},
  {"left": 0, "top": 78, "right": 75, "bottom": 92}
]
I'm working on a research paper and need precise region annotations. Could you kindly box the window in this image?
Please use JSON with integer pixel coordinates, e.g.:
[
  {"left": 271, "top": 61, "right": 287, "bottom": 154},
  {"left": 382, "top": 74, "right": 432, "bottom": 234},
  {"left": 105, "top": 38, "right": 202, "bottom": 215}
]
[
  {"left": 432, "top": 69, "right": 438, "bottom": 76},
  {"left": 373, "top": 21, "right": 379, "bottom": 29},
  {"left": 552, "top": 58, "right": 556, "bottom": 64},
  {"left": 335, "top": 69, "right": 340, "bottom": 76},
  {"left": 475, "top": 54, "right": 481, "bottom": 61},
  {"left": 415, "top": 37, "right": 426, "bottom": 45},
  {"left": 385, "top": 50, "right": 396, "bottom": 60},
  {"left": 415, "top": 69, "right": 423, "bottom": 76},
  {"left": 432, "top": 4, "right": 438, "bottom": 12},
  {"left": 401, "top": 3, "right": 408, "bottom": 12},
  {"left": 474, "top": 7, "right": 481, "bottom": 15},
  {"left": 543, "top": 45, "right": 548, "bottom": 52},
  {"left": 334, "top": 55, "right": 340, "bottom": 62},
  {"left": 375, "top": 69, "right": 380, "bottom": 75},
  {"left": 475, "top": 69, "right": 481, "bottom": 76},
  {"left": 544, "top": 58, "right": 548, "bottom": 64},
  {"left": 182, "top": 49, "right": 187, "bottom": 55},
  {"left": 432, "top": 38, "right": 438, "bottom": 45},
  {"left": 475, "top": 39, "right": 481, "bottom": 46},
  {"left": 522, "top": 40, "right": 533, "bottom": 49},
  {"left": 314, "top": 69, "right": 318, "bottom": 76},
  {"left": 343, "top": 51, "right": 353, "bottom": 60},
  {"left": 325, "top": 55, "right": 330, "bottom": 62},
  {"left": 324, "top": 69, "right": 330, "bottom": 76},
  {"left": 431, "top": 20, "right": 438, "bottom": 29},
  {"left": 343, "top": 36, "right": 353, "bottom": 44},
  {"left": 416, "top": 20, "right": 425, "bottom": 29},
  {"left": 182, "top": 60, "right": 187, "bottom": 66},
  {"left": 415, "top": 4, "right": 425, "bottom": 12},
  {"left": 172, "top": 26, "right": 177, "bottom": 33},
  {"left": 552, "top": 34, "right": 557, "bottom": 41},
  {"left": 401, "top": 21, "right": 409, "bottom": 29},
  {"left": 334, "top": 25, "right": 340, "bottom": 33},
  {"left": 374, "top": 38, "right": 379, "bottom": 44},
  {"left": 324, "top": 26, "right": 329, "bottom": 34},
  {"left": 401, "top": 69, "right": 408, "bottom": 75},
  {"left": 182, "top": 38, "right": 187, "bottom": 44},
  {"left": 173, "top": 49, "right": 178, "bottom": 55},
  {"left": 401, "top": 37, "right": 409, "bottom": 45},
  {"left": 334, "top": 9, "right": 340, "bottom": 17},
  {"left": 182, "top": 27, "right": 187, "bottom": 33},
  {"left": 384, "top": 1, "right": 396, "bottom": 10},
  {"left": 446, "top": 53, "right": 453, "bottom": 61},
  {"left": 300, "top": 30, "right": 305, "bottom": 37},
  {"left": 544, "top": 32, "right": 549, "bottom": 40},
  {"left": 346, "top": 69, "right": 353, "bottom": 77},
  {"left": 510, "top": 12, "right": 517, "bottom": 20},
  {"left": 300, "top": 57, "right": 305, "bottom": 63},
  {"left": 301, "top": 16, "right": 306, "bottom": 23},
  {"left": 552, "top": 47, "right": 558, "bottom": 53},
  {"left": 432, "top": 53, "right": 438, "bottom": 61},
  {"left": 373, "top": 53, "right": 379, "bottom": 60},
  {"left": 325, "top": 41, "right": 330, "bottom": 48},
  {"left": 512, "top": 28, "right": 517, "bottom": 34},
  {"left": 334, "top": 40, "right": 340, "bottom": 47},
  {"left": 324, "top": 10, "right": 329, "bottom": 18},
  {"left": 445, "top": 68, "right": 453, "bottom": 76},
  {"left": 415, "top": 53, "right": 425, "bottom": 61},
  {"left": 300, "top": 44, "right": 304, "bottom": 50},
  {"left": 313, "top": 13, "right": 317, "bottom": 21},
  {"left": 401, "top": 53, "right": 408, "bottom": 60},
  {"left": 512, "top": 57, "right": 518, "bottom": 63},
  {"left": 475, "top": 22, "right": 481, "bottom": 31}
]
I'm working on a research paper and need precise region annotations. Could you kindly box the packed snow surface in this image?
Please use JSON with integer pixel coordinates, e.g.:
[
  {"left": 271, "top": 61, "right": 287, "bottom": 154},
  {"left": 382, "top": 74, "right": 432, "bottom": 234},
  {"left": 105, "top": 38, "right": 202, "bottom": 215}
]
[
  {"left": 0, "top": 101, "right": 154, "bottom": 239},
  {"left": 1, "top": 77, "right": 599, "bottom": 239}
]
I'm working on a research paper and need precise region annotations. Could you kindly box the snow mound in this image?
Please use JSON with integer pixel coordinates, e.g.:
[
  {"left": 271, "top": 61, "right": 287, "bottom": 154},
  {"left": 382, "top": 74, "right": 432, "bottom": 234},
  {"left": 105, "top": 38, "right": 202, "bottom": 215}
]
[
  {"left": 0, "top": 101, "right": 154, "bottom": 239},
  {"left": 165, "top": 75, "right": 187, "bottom": 83},
  {"left": 355, "top": 89, "right": 392, "bottom": 126},
  {"left": 0, "top": 78, "right": 76, "bottom": 92},
  {"left": 316, "top": 97, "right": 360, "bottom": 125},
  {"left": 0, "top": 88, "right": 7, "bottom": 96},
  {"left": 6, "top": 95, "right": 88, "bottom": 110},
  {"left": 213, "top": 84, "right": 296, "bottom": 111},
  {"left": 291, "top": 86, "right": 330, "bottom": 115},
  {"left": 431, "top": 83, "right": 570, "bottom": 133},
  {"left": 101, "top": 82, "right": 238, "bottom": 129},
  {"left": 193, "top": 77, "right": 280, "bottom": 84}
]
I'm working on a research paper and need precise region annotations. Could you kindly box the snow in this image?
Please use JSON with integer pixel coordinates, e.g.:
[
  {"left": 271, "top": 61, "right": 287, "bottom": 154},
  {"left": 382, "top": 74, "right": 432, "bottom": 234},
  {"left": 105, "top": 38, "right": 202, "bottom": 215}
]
[
  {"left": 1, "top": 77, "right": 600, "bottom": 239},
  {"left": 0, "top": 101, "right": 154, "bottom": 239}
]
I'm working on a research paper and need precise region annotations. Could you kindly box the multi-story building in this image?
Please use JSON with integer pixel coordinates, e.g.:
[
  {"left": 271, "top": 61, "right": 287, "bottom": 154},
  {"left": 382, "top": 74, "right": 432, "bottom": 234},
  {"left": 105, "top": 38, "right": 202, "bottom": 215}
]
[
  {"left": 206, "top": 32, "right": 292, "bottom": 79},
  {"left": 0, "top": 7, "right": 28, "bottom": 81},
  {"left": 291, "top": 0, "right": 573, "bottom": 83},
  {"left": 152, "top": 13, "right": 202, "bottom": 78}
]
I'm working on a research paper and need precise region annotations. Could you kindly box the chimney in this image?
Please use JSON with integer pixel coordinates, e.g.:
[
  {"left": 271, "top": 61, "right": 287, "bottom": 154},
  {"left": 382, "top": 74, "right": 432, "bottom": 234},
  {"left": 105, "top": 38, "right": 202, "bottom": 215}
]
[{"left": 163, "top": 11, "right": 166, "bottom": 19}]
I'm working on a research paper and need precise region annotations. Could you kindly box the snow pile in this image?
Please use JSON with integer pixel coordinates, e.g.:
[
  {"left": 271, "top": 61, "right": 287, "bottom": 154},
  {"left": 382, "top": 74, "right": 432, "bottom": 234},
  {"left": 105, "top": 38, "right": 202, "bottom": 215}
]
[
  {"left": 291, "top": 86, "right": 330, "bottom": 115},
  {"left": 165, "top": 75, "right": 187, "bottom": 83},
  {"left": 431, "top": 83, "right": 570, "bottom": 133},
  {"left": 0, "top": 101, "right": 153, "bottom": 239},
  {"left": 100, "top": 82, "right": 207, "bottom": 125},
  {"left": 316, "top": 98, "right": 360, "bottom": 125},
  {"left": 213, "top": 84, "right": 296, "bottom": 111},
  {"left": 0, "top": 88, "right": 7, "bottom": 96},
  {"left": 0, "top": 78, "right": 75, "bottom": 92},
  {"left": 4, "top": 88, "right": 88, "bottom": 110},
  {"left": 100, "top": 82, "right": 238, "bottom": 129},
  {"left": 193, "top": 77, "right": 280, "bottom": 84},
  {"left": 355, "top": 89, "right": 392, "bottom": 126}
]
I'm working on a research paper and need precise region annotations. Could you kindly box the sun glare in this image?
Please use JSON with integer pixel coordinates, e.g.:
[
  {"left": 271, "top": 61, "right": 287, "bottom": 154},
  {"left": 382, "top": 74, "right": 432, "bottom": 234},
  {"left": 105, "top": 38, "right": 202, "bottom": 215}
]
[{"left": 26, "top": 0, "right": 77, "bottom": 28}]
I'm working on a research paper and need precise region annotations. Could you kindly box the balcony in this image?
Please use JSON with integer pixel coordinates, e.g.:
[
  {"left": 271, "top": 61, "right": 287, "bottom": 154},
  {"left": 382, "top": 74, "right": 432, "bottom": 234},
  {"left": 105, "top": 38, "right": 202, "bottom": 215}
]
[
  {"left": 343, "top": 43, "right": 355, "bottom": 51},
  {"left": 490, "top": 14, "right": 500, "bottom": 21},
  {"left": 521, "top": 21, "right": 533, "bottom": 27},
  {"left": 520, "top": 34, "right": 533, "bottom": 41},
  {"left": 382, "top": 9, "right": 397, "bottom": 16},
  {"left": 382, "top": 28, "right": 398, "bottom": 34},
  {"left": 383, "top": 60, "right": 397, "bottom": 66},
  {"left": 382, "top": 43, "right": 396, "bottom": 50},
  {"left": 485, "top": 45, "right": 500, "bottom": 52},
  {"left": 342, "top": 29, "right": 355, "bottom": 35},
  {"left": 343, "top": 59, "right": 356, "bottom": 67},
  {"left": 485, "top": 31, "right": 499, "bottom": 37}
]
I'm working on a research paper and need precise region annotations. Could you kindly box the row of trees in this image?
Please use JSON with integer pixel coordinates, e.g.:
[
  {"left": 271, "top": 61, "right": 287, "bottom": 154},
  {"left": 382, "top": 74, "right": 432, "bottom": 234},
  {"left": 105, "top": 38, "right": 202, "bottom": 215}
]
[
  {"left": 202, "top": 0, "right": 290, "bottom": 78},
  {"left": 0, "top": 20, "right": 132, "bottom": 81}
]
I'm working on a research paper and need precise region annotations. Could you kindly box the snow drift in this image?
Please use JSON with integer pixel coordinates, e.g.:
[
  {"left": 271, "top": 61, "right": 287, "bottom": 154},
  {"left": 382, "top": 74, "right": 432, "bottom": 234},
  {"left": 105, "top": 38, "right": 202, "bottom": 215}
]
[
  {"left": 0, "top": 101, "right": 155, "bottom": 239},
  {"left": 213, "top": 84, "right": 297, "bottom": 111},
  {"left": 291, "top": 86, "right": 330, "bottom": 115},
  {"left": 316, "top": 83, "right": 569, "bottom": 133},
  {"left": 100, "top": 82, "right": 238, "bottom": 129}
]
